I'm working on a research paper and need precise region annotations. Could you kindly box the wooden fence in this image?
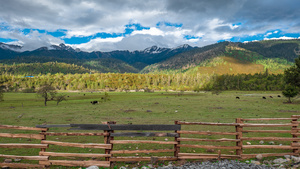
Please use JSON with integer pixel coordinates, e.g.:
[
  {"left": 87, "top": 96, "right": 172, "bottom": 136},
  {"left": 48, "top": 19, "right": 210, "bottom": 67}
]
[{"left": 0, "top": 115, "right": 299, "bottom": 168}]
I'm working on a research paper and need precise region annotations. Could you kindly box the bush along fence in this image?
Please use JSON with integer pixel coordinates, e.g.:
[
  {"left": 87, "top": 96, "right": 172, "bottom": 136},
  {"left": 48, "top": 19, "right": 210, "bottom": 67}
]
[{"left": 0, "top": 115, "right": 299, "bottom": 168}]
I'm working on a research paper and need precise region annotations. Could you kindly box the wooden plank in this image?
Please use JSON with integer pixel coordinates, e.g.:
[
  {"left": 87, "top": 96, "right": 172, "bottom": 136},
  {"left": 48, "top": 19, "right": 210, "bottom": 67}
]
[
  {"left": 39, "top": 160, "right": 110, "bottom": 167},
  {"left": 242, "top": 137, "right": 300, "bottom": 141},
  {"left": 291, "top": 115, "right": 300, "bottom": 118},
  {"left": 291, "top": 143, "right": 300, "bottom": 147},
  {"left": 240, "top": 123, "right": 298, "bottom": 127},
  {"left": 178, "top": 153, "right": 239, "bottom": 158},
  {"left": 110, "top": 149, "right": 175, "bottom": 154},
  {"left": 178, "top": 138, "right": 239, "bottom": 142},
  {"left": 0, "top": 154, "right": 48, "bottom": 160},
  {"left": 0, "top": 133, "right": 45, "bottom": 140},
  {"left": 294, "top": 133, "right": 300, "bottom": 136},
  {"left": 111, "top": 132, "right": 179, "bottom": 137},
  {"left": 177, "top": 121, "right": 239, "bottom": 126},
  {"left": 241, "top": 153, "right": 297, "bottom": 159},
  {"left": 243, "top": 130, "right": 292, "bottom": 133},
  {"left": 179, "top": 155, "right": 239, "bottom": 159},
  {"left": 243, "top": 145, "right": 294, "bottom": 149},
  {"left": 41, "top": 140, "right": 111, "bottom": 149},
  {"left": 177, "top": 130, "right": 238, "bottom": 135},
  {"left": 241, "top": 118, "right": 298, "bottom": 121},
  {"left": 178, "top": 144, "right": 241, "bottom": 149},
  {"left": 35, "top": 124, "right": 71, "bottom": 128},
  {"left": 41, "top": 132, "right": 109, "bottom": 136},
  {"left": 0, "top": 162, "right": 44, "bottom": 168},
  {"left": 110, "top": 140, "right": 177, "bottom": 145},
  {"left": 36, "top": 124, "right": 71, "bottom": 128},
  {"left": 179, "top": 156, "right": 218, "bottom": 159},
  {"left": 70, "top": 124, "right": 181, "bottom": 131},
  {"left": 110, "top": 157, "right": 177, "bottom": 162},
  {"left": 39, "top": 151, "right": 111, "bottom": 157},
  {"left": 0, "top": 144, "right": 48, "bottom": 149},
  {"left": 0, "top": 125, "right": 48, "bottom": 131}
]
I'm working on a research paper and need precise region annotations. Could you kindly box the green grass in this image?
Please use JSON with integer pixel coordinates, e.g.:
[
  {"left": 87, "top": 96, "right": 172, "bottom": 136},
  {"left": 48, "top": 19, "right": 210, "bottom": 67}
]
[{"left": 0, "top": 91, "right": 299, "bottom": 168}]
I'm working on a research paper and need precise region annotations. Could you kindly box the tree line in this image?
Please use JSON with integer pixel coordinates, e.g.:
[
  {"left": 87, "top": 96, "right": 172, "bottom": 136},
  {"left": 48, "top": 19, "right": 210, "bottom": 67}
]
[{"left": 0, "top": 71, "right": 286, "bottom": 92}]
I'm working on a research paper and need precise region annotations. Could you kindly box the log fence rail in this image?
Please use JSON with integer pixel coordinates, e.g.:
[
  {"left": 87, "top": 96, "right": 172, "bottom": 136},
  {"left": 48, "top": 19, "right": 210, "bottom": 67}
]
[{"left": 0, "top": 115, "right": 299, "bottom": 168}]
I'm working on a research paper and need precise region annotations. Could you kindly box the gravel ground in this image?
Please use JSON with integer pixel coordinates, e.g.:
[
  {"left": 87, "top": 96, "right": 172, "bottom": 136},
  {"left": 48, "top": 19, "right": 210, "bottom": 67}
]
[{"left": 125, "top": 160, "right": 277, "bottom": 169}]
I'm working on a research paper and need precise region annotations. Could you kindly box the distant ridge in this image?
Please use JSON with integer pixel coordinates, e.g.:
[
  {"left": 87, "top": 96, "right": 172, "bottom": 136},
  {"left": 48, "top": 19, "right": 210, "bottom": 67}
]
[{"left": 0, "top": 39, "right": 299, "bottom": 75}]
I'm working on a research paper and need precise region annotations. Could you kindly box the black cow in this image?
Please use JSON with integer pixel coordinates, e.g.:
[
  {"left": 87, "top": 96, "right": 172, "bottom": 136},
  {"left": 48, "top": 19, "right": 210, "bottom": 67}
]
[
  {"left": 269, "top": 96, "right": 273, "bottom": 98},
  {"left": 278, "top": 95, "right": 281, "bottom": 97},
  {"left": 262, "top": 96, "right": 266, "bottom": 99},
  {"left": 236, "top": 97, "right": 240, "bottom": 99},
  {"left": 91, "top": 101, "right": 98, "bottom": 104}
]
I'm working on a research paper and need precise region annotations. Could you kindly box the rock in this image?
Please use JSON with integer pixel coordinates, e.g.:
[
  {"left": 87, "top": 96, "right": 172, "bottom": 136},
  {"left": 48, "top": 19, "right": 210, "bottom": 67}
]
[
  {"left": 259, "top": 140, "right": 264, "bottom": 144},
  {"left": 284, "top": 155, "right": 291, "bottom": 159},
  {"left": 251, "top": 160, "right": 261, "bottom": 165},
  {"left": 164, "top": 138, "right": 168, "bottom": 141},
  {"left": 119, "top": 167, "right": 127, "bottom": 169},
  {"left": 146, "top": 110, "right": 152, "bottom": 112},
  {"left": 4, "top": 159, "right": 12, "bottom": 163},
  {"left": 246, "top": 142, "right": 251, "bottom": 145},
  {"left": 13, "top": 158, "right": 21, "bottom": 162},
  {"left": 269, "top": 141, "right": 275, "bottom": 145},
  {"left": 256, "top": 154, "right": 263, "bottom": 160},
  {"left": 86, "top": 166, "right": 99, "bottom": 169},
  {"left": 273, "top": 158, "right": 289, "bottom": 164},
  {"left": 291, "top": 156, "right": 300, "bottom": 163},
  {"left": 141, "top": 166, "right": 148, "bottom": 169}
]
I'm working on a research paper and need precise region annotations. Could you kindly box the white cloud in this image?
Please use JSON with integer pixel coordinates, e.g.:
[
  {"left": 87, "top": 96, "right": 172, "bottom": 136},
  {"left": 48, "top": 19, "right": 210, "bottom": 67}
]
[
  {"left": 0, "top": 29, "right": 63, "bottom": 51},
  {"left": 264, "top": 36, "right": 297, "bottom": 40},
  {"left": 1, "top": 0, "right": 300, "bottom": 51},
  {"left": 131, "top": 27, "right": 164, "bottom": 36},
  {"left": 264, "top": 32, "right": 272, "bottom": 37}
]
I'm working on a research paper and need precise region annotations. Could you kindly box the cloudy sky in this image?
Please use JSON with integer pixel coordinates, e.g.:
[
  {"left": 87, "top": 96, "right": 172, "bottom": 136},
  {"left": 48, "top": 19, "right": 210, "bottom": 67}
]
[{"left": 0, "top": 0, "right": 300, "bottom": 52}]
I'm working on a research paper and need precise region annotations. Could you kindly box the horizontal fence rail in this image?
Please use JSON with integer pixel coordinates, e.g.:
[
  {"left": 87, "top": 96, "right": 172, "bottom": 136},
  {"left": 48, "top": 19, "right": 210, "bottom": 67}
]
[{"left": 0, "top": 116, "right": 299, "bottom": 168}]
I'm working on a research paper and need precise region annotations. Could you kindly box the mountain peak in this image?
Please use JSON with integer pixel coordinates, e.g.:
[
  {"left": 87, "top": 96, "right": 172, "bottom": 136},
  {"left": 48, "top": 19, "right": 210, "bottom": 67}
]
[
  {"left": 0, "top": 42, "right": 22, "bottom": 51},
  {"left": 143, "top": 45, "right": 167, "bottom": 54}
]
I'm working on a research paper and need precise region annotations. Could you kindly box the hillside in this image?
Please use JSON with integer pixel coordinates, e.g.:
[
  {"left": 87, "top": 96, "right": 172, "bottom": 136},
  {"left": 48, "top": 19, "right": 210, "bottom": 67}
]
[
  {"left": 141, "top": 40, "right": 298, "bottom": 74},
  {"left": 0, "top": 40, "right": 299, "bottom": 75},
  {"left": 0, "top": 62, "right": 93, "bottom": 75}
]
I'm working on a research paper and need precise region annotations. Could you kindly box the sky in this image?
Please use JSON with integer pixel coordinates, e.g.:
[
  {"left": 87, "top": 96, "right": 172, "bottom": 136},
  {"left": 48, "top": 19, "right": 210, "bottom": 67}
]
[{"left": 0, "top": 0, "right": 300, "bottom": 52}]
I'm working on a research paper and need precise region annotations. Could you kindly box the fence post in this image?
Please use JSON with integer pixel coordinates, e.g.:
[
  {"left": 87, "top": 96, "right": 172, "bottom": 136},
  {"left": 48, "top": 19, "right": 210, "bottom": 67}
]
[
  {"left": 236, "top": 118, "right": 243, "bottom": 158},
  {"left": 103, "top": 121, "right": 116, "bottom": 164},
  {"left": 291, "top": 115, "right": 299, "bottom": 154},
  {"left": 39, "top": 128, "right": 48, "bottom": 168},
  {"left": 174, "top": 121, "right": 180, "bottom": 160}
]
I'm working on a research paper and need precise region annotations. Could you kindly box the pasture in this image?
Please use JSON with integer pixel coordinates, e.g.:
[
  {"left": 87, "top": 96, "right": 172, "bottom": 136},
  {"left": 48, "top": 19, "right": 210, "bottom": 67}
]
[
  {"left": 0, "top": 91, "right": 298, "bottom": 126},
  {"left": 0, "top": 91, "right": 299, "bottom": 168}
]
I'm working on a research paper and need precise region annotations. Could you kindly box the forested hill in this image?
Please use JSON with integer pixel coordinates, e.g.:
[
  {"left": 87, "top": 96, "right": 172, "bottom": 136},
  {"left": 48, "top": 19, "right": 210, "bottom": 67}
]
[
  {"left": 0, "top": 39, "right": 299, "bottom": 75},
  {"left": 141, "top": 40, "right": 300, "bottom": 74}
]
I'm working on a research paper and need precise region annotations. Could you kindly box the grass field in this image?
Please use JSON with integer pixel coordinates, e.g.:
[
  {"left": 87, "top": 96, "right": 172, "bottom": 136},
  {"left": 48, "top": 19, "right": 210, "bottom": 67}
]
[{"left": 0, "top": 91, "right": 299, "bottom": 168}]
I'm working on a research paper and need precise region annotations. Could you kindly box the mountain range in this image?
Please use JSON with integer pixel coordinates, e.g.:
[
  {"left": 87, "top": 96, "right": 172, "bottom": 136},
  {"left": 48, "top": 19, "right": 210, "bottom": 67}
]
[{"left": 0, "top": 39, "right": 300, "bottom": 75}]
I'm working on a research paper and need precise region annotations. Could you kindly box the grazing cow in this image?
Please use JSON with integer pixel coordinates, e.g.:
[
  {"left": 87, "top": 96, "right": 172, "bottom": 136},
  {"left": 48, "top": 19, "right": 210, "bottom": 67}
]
[
  {"left": 83, "top": 94, "right": 85, "bottom": 96},
  {"left": 91, "top": 101, "right": 98, "bottom": 104},
  {"left": 262, "top": 96, "right": 266, "bottom": 99},
  {"left": 236, "top": 97, "right": 240, "bottom": 99},
  {"left": 278, "top": 95, "right": 281, "bottom": 97},
  {"left": 269, "top": 96, "right": 273, "bottom": 98}
]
